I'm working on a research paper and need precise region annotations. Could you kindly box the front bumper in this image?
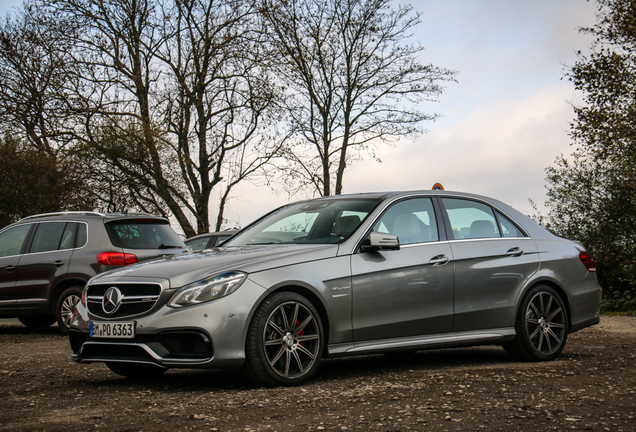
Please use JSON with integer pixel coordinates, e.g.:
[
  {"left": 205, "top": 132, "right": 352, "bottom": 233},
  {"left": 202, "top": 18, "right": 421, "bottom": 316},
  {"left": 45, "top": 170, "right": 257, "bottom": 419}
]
[
  {"left": 69, "top": 278, "right": 268, "bottom": 370},
  {"left": 69, "top": 329, "right": 220, "bottom": 366}
]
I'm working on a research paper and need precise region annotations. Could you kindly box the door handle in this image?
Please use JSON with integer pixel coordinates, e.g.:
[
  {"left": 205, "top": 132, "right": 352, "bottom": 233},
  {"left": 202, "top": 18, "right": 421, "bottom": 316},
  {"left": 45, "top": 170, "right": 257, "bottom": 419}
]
[
  {"left": 5, "top": 265, "right": 15, "bottom": 272},
  {"left": 429, "top": 255, "right": 450, "bottom": 265},
  {"left": 506, "top": 247, "right": 524, "bottom": 257},
  {"left": 54, "top": 260, "right": 64, "bottom": 267}
]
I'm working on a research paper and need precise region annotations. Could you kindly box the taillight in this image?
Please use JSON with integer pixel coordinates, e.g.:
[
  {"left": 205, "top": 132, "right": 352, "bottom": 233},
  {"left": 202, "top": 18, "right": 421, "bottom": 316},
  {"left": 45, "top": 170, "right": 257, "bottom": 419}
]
[
  {"left": 579, "top": 251, "right": 597, "bottom": 272},
  {"left": 97, "top": 252, "right": 139, "bottom": 266}
]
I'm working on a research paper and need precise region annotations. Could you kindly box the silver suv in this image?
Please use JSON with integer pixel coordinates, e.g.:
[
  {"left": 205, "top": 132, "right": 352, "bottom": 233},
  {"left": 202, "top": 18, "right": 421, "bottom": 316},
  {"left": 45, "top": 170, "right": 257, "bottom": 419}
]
[{"left": 0, "top": 212, "right": 186, "bottom": 334}]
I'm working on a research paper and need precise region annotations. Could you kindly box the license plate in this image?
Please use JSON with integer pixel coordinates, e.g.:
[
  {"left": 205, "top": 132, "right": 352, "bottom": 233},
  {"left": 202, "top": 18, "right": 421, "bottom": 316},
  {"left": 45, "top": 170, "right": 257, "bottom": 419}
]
[{"left": 90, "top": 321, "right": 135, "bottom": 339}]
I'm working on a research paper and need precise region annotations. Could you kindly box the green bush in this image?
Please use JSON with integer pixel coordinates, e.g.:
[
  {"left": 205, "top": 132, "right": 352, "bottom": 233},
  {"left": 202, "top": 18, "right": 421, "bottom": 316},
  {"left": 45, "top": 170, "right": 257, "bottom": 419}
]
[{"left": 600, "top": 289, "right": 636, "bottom": 315}]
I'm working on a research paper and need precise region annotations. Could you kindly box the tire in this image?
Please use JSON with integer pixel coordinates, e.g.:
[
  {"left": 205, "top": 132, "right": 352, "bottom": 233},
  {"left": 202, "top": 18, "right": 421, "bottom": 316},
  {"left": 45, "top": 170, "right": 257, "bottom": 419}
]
[
  {"left": 18, "top": 315, "right": 56, "bottom": 329},
  {"left": 243, "top": 292, "right": 324, "bottom": 387},
  {"left": 56, "top": 286, "right": 83, "bottom": 335},
  {"left": 106, "top": 362, "right": 168, "bottom": 378},
  {"left": 504, "top": 285, "right": 569, "bottom": 362}
]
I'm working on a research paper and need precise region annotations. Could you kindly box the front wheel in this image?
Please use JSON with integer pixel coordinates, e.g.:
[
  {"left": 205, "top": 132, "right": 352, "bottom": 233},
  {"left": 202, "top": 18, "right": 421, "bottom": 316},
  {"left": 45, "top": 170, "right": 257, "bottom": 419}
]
[
  {"left": 244, "top": 292, "right": 324, "bottom": 386},
  {"left": 505, "top": 285, "right": 569, "bottom": 361}
]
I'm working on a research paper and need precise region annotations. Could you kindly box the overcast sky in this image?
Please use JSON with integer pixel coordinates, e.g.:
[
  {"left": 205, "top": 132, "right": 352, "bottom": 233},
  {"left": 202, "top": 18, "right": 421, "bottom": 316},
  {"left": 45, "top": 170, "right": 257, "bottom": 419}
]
[
  {"left": 234, "top": 0, "right": 600, "bottom": 228},
  {"left": 1, "top": 0, "right": 600, "bottom": 230}
]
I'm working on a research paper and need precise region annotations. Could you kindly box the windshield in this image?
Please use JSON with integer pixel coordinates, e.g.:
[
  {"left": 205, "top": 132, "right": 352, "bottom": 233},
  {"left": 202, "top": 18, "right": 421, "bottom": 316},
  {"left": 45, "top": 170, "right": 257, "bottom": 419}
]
[{"left": 225, "top": 198, "right": 380, "bottom": 246}]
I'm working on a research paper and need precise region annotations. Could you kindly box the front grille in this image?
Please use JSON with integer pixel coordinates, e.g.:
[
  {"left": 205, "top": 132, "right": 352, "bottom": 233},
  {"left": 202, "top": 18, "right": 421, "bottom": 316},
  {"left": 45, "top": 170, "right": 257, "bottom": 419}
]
[
  {"left": 80, "top": 343, "right": 155, "bottom": 362},
  {"left": 86, "top": 283, "right": 162, "bottom": 319}
]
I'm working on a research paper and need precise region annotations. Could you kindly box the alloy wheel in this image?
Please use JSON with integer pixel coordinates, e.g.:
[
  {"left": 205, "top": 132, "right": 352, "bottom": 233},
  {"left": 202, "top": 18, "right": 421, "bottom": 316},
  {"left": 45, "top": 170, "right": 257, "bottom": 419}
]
[
  {"left": 60, "top": 294, "right": 81, "bottom": 329},
  {"left": 262, "top": 300, "right": 321, "bottom": 379},
  {"left": 524, "top": 291, "right": 566, "bottom": 356}
]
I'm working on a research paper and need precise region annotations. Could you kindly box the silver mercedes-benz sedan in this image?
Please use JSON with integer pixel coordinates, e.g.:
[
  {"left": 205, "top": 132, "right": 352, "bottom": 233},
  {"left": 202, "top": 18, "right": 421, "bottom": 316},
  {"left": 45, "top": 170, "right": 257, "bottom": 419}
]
[{"left": 69, "top": 191, "right": 602, "bottom": 386}]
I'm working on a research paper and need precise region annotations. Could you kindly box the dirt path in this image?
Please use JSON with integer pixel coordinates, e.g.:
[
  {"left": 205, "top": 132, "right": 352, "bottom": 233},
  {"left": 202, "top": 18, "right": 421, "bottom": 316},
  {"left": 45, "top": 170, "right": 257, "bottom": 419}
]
[{"left": 1, "top": 316, "right": 634, "bottom": 431}]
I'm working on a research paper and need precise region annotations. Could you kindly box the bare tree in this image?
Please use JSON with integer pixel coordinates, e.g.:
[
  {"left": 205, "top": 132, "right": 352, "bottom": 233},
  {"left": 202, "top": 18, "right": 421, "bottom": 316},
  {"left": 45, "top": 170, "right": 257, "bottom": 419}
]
[
  {"left": 0, "top": 6, "right": 75, "bottom": 155},
  {"left": 1, "top": 0, "right": 453, "bottom": 234},
  {"left": 41, "top": 0, "right": 203, "bottom": 233},
  {"left": 261, "top": 0, "right": 456, "bottom": 196},
  {"left": 34, "top": 0, "right": 280, "bottom": 236},
  {"left": 157, "top": 0, "right": 281, "bottom": 233},
  {"left": 0, "top": 8, "right": 95, "bottom": 222}
]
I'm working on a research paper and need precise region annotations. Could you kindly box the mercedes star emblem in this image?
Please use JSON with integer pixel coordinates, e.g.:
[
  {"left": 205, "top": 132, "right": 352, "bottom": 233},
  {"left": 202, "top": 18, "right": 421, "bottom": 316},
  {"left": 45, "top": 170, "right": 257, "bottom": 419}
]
[{"left": 102, "top": 286, "right": 123, "bottom": 315}]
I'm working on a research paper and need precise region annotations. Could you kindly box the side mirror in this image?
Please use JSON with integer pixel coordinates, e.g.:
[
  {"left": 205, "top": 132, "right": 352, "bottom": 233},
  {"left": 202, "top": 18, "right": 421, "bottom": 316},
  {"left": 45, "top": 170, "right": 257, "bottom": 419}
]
[{"left": 361, "top": 231, "right": 400, "bottom": 252}]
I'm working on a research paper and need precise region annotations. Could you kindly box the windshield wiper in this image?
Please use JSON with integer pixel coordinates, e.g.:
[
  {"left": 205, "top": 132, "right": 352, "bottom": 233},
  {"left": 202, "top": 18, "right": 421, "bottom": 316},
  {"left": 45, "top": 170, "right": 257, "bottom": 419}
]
[{"left": 158, "top": 244, "right": 184, "bottom": 249}]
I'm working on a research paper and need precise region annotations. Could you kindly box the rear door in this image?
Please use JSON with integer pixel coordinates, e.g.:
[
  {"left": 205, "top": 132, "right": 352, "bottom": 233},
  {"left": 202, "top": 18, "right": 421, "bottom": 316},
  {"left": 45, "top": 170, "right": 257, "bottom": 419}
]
[
  {"left": 0, "top": 224, "right": 33, "bottom": 313},
  {"left": 439, "top": 197, "right": 540, "bottom": 331},
  {"left": 351, "top": 197, "right": 454, "bottom": 341},
  {"left": 14, "top": 222, "right": 75, "bottom": 314}
]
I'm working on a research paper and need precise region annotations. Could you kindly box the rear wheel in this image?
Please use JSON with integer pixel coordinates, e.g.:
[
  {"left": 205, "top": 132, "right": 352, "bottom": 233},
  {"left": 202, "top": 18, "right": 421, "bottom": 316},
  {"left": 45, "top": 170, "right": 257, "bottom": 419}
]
[
  {"left": 505, "top": 285, "right": 568, "bottom": 361},
  {"left": 18, "top": 315, "right": 56, "bottom": 329},
  {"left": 56, "top": 286, "right": 83, "bottom": 335},
  {"left": 244, "top": 292, "right": 324, "bottom": 386},
  {"left": 106, "top": 362, "right": 168, "bottom": 378}
]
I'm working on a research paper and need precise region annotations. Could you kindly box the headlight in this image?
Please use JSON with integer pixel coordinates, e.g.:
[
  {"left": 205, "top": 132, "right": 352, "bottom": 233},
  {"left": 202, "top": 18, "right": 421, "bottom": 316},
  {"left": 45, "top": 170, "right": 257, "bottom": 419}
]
[{"left": 168, "top": 272, "right": 247, "bottom": 307}]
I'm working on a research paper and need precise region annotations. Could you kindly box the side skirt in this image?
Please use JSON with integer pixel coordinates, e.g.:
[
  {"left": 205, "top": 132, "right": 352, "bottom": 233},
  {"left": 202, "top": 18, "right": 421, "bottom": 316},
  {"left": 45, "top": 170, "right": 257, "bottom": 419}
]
[{"left": 327, "top": 328, "right": 516, "bottom": 358}]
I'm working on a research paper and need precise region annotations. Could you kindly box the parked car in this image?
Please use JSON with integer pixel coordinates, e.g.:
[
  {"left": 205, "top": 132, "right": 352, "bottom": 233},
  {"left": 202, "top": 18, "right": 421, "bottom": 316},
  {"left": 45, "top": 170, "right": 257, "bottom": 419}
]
[
  {"left": 69, "top": 191, "right": 602, "bottom": 386},
  {"left": 185, "top": 230, "right": 237, "bottom": 252},
  {"left": 0, "top": 212, "right": 187, "bottom": 334}
]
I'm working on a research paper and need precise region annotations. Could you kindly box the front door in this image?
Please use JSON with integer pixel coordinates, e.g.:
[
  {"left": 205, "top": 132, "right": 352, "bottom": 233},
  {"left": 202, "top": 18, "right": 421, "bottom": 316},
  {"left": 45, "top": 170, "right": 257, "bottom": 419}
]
[
  {"left": 14, "top": 222, "right": 74, "bottom": 314},
  {"left": 0, "top": 224, "right": 32, "bottom": 313},
  {"left": 351, "top": 197, "right": 454, "bottom": 341}
]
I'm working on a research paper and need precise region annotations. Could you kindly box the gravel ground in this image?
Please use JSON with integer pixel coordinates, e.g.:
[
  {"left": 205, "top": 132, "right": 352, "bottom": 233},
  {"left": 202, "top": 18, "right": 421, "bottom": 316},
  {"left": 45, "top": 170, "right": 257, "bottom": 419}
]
[{"left": 0, "top": 316, "right": 634, "bottom": 432}]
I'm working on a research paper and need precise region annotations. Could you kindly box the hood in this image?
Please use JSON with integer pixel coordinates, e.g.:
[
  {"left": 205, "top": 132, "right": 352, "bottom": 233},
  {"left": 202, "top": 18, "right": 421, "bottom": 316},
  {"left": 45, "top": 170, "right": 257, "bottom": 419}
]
[{"left": 88, "top": 244, "right": 339, "bottom": 288}]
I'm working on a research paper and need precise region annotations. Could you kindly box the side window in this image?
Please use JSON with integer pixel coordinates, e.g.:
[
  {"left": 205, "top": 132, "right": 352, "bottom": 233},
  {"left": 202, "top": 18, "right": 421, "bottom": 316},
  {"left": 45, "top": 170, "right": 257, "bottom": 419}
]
[
  {"left": 0, "top": 224, "right": 31, "bottom": 257},
  {"left": 186, "top": 237, "right": 209, "bottom": 252},
  {"left": 59, "top": 223, "right": 77, "bottom": 250},
  {"left": 76, "top": 223, "right": 88, "bottom": 248},
  {"left": 496, "top": 211, "right": 525, "bottom": 237},
  {"left": 30, "top": 222, "right": 68, "bottom": 253},
  {"left": 373, "top": 198, "right": 439, "bottom": 245},
  {"left": 442, "top": 198, "right": 501, "bottom": 240}
]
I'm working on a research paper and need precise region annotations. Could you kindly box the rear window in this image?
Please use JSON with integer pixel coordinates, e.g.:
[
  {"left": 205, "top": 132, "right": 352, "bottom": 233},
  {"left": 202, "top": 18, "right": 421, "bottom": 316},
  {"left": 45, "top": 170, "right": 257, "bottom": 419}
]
[{"left": 105, "top": 219, "right": 185, "bottom": 249}]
